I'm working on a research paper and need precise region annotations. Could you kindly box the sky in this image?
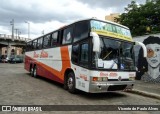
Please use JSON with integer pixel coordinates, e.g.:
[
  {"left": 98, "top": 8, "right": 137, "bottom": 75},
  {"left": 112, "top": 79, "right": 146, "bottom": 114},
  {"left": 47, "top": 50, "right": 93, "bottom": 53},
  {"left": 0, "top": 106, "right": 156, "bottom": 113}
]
[{"left": 0, "top": 0, "right": 146, "bottom": 39}]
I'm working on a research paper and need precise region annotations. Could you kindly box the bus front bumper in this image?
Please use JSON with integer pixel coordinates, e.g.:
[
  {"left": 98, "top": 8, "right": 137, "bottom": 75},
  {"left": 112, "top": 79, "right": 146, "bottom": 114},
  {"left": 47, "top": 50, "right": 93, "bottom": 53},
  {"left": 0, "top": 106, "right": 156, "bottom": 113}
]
[{"left": 89, "top": 81, "right": 134, "bottom": 93}]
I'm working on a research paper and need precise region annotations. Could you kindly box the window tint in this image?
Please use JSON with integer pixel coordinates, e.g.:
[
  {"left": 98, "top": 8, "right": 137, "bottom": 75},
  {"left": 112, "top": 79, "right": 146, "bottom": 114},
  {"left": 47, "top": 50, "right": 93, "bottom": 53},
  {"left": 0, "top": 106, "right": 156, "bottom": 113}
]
[
  {"left": 80, "top": 43, "right": 89, "bottom": 66},
  {"left": 43, "top": 34, "right": 51, "bottom": 48},
  {"left": 26, "top": 42, "right": 32, "bottom": 51},
  {"left": 72, "top": 44, "right": 79, "bottom": 64},
  {"left": 32, "top": 40, "right": 37, "bottom": 50},
  {"left": 62, "top": 26, "right": 73, "bottom": 44},
  {"left": 74, "top": 21, "right": 89, "bottom": 42},
  {"left": 51, "top": 32, "right": 58, "bottom": 46},
  {"left": 37, "top": 37, "right": 43, "bottom": 49}
]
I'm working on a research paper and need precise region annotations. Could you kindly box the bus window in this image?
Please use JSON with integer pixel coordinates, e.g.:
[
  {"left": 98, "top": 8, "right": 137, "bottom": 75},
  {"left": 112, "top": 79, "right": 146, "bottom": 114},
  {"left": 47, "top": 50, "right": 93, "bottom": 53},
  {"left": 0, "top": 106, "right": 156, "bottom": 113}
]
[
  {"left": 51, "top": 32, "right": 58, "bottom": 47},
  {"left": 33, "top": 40, "right": 37, "bottom": 50},
  {"left": 26, "top": 42, "right": 32, "bottom": 51},
  {"left": 62, "top": 25, "right": 73, "bottom": 44},
  {"left": 72, "top": 44, "right": 79, "bottom": 64},
  {"left": 43, "top": 34, "right": 51, "bottom": 48},
  {"left": 37, "top": 37, "right": 43, "bottom": 49},
  {"left": 74, "top": 21, "right": 89, "bottom": 42},
  {"left": 80, "top": 43, "right": 89, "bottom": 67}
]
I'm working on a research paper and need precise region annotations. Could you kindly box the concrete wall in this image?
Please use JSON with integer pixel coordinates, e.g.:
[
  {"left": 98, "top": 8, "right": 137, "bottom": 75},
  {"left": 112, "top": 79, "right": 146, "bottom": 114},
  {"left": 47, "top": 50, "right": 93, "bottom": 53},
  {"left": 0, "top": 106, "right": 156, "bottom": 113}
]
[{"left": 133, "top": 33, "right": 160, "bottom": 83}]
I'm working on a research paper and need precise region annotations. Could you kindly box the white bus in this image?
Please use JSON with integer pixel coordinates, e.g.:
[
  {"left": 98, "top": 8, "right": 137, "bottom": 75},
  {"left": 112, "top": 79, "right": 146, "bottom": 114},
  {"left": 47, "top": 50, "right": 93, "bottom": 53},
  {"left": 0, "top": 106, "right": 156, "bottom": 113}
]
[{"left": 25, "top": 18, "right": 147, "bottom": 93}]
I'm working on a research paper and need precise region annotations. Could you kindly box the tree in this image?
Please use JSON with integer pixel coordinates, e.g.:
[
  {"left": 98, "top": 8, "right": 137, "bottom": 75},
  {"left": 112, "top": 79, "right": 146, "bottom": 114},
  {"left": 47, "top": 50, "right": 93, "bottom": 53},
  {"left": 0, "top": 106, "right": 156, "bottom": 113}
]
[{"left": 115, "top": 0, "right": 160, "bottom": 36}]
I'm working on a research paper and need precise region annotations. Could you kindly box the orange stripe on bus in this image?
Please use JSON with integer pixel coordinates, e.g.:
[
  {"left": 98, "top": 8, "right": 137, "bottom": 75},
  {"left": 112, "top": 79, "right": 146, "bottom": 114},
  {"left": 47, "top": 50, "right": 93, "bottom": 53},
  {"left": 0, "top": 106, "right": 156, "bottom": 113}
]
[{"left": 26, "top": 46, "right": 71, "bottom": 81}]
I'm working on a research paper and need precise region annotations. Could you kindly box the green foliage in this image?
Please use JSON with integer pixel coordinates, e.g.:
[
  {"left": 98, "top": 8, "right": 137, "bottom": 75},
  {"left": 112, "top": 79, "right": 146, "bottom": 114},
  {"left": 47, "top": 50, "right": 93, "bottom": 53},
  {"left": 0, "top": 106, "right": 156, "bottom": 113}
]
[{"left": 115, "top": 0, "right": 160, "bottom": 36}]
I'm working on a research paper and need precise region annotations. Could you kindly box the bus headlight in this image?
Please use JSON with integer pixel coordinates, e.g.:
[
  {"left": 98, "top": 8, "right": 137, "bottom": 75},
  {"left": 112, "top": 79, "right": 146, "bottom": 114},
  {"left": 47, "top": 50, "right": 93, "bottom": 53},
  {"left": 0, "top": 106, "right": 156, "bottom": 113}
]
[
  {"left": 92, "top": 77, "right": 108, "bottom": 81},
  {"left": 102, "top": 77, "right": 108, "bottom": 81}
]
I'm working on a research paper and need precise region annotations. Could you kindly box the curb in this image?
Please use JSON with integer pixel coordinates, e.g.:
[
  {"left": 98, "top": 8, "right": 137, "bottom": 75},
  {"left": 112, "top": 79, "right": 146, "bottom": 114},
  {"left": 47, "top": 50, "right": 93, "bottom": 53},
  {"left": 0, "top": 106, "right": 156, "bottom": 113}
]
[{"left": 126, "top": 89, "right": 160, "bottom": 100}]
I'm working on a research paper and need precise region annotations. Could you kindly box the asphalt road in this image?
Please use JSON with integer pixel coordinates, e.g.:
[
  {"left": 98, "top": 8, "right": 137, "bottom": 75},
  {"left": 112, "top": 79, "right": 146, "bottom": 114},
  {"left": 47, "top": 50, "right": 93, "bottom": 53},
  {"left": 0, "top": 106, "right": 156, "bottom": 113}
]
[{"left": 0, "top": 63, "right": 159, "bottom": 114}]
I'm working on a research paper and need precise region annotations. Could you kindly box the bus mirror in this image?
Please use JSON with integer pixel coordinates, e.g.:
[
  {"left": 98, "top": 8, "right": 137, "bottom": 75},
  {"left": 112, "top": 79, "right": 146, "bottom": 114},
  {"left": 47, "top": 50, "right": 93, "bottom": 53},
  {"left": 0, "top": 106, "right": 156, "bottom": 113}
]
[
  {"left": 90, "top": 32, "right": 100, "bottom": 52},
  {"left": 135, "top": 41, "right": 147, "bottom": 57}
]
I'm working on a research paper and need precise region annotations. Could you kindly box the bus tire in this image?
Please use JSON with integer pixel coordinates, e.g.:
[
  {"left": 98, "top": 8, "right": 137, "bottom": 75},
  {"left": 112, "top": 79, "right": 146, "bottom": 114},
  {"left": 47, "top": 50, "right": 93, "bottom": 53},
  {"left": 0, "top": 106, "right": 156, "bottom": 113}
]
[
  {"left": 67, "top": 72, "right": 77, "bottom": 93},
  {"left": 33, "top": 65, "right": 38, "bottom": 78},
  {"left": 30, "top": 66, "right": 34, "bottom": 77},
  {"left": 63, "top": 76, "right": 68, "bottom": 90}
]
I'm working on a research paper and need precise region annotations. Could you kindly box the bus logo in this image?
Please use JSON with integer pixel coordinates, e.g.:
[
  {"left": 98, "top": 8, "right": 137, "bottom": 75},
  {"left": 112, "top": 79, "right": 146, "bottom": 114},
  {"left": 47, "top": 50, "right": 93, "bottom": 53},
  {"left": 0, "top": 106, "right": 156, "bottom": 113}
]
[
  {"left": 2, "top": 106, "right": 11, "bottom": 111},
  {"left": 33, "top": 51, "right": 39, "bottom": 58},
  {"left": 100, "top": 72, "right": 108, "bottom": 77},
  {"left": 109, "top": 72, "right": 118, "bottom": 77},
  {"left": 40, "top": 50, "right": 48, "bottom": 58},
  {"left": 118, "top": 76, "right": 122, "bottom": 81}
]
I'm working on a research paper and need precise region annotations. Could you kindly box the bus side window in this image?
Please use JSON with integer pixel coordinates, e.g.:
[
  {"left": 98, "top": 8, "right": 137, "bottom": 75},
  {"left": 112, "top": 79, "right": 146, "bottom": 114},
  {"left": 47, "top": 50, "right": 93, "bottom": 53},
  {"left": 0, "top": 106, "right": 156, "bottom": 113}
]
[
  {"left": 26, "top": 42, "right": 31, "bottom": 51},
  {"left": 80, "top": 43, "right": 89, "bottom": 67},
  {"left": 32, "top": 39, "right": 37, "bottom": 50},
  {"left": 51, "top": 32, "right": 58, "bottom": 47},
  {"left": 43, "top": 34, "right": 51, "bottom": 48},
  {"left": 72, "top": 44, "right": 79, "bottom": 64},
  {"left": 74, "top": 21, "right": 89, "bottom": 42},
  {"left": 37, "top": 37, "right": 43, "bottom": 49},
  {"left": 29, "top": 42, "right": 32, "bottom": 51},
  {"left": 62, "top": 25, "right": 73, "bottom": 44}
]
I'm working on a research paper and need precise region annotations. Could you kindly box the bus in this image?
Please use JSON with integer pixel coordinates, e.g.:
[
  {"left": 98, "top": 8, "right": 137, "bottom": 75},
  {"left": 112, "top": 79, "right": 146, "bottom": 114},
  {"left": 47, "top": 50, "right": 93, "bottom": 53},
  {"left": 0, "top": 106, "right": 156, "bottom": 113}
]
[{"left": 25, "top": 18, "right": 147, "bottom": 93}]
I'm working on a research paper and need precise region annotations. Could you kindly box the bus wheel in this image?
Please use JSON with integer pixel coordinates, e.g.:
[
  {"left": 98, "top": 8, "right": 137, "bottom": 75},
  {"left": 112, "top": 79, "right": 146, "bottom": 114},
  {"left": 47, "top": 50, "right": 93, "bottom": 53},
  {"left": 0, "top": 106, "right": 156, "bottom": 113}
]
[
  {"left": 33, "top": 66, "right": 38, "bottom": 78},
  {"left": 30, "top": 66, "right": 34, "bottom": 77},
  {"left": 67, "top": 72, "right": 76, "bottom": 93},
  {"left": 63, "top": 77, "right": 68, "bottom": 90}
]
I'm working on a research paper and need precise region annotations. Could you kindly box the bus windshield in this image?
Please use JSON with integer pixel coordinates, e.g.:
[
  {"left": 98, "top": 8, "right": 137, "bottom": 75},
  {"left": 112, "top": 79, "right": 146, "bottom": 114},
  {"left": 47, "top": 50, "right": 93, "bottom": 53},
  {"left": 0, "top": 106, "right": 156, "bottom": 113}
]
[{"left": 92, "top": 37, "right": 136, "bottom": 71}]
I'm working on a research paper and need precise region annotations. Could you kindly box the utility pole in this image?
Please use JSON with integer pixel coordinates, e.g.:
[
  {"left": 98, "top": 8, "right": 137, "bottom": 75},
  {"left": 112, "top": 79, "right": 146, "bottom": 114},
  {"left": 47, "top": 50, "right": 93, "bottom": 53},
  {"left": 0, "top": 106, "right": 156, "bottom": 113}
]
[
  {"left": 18, "top": 31, "right": 21, "bottom": 39},
  {"left": 14, "top": 29, "right": 18, "bottom": 39},
  {"left": 25, "top": 21, "right": 30, "bottom": 39},
  {"left": 10, "top": 19, "right": 14, "bottom": 41}
]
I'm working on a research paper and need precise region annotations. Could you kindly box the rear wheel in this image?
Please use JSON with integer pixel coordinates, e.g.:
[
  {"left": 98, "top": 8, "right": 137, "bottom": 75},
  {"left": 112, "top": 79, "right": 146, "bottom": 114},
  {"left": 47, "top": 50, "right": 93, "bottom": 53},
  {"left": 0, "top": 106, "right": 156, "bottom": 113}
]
[
  {"left": 67, "top": 72, "right": 77, "bottom": 93},
  {"left": 30, "top": 65, "right": 34, "bottom": 77},
  {"left": 33, "top": 66, "right": 38, "bottom": 78}
]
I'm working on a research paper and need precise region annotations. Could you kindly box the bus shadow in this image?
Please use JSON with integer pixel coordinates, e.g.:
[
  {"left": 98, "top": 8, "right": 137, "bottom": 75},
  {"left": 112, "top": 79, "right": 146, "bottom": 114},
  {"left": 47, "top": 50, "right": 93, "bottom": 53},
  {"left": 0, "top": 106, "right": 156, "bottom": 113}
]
[
  {"left": 27, "top": 74, "right": 127, "bottom": 100},
  {"left": 76, "top": 91, "right": 127, "bottom": 100}
]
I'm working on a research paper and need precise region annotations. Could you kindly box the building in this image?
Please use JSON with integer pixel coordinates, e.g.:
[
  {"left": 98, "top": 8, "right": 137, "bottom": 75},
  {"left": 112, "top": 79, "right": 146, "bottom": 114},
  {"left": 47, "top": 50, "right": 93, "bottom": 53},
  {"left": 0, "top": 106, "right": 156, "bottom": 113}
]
[
  {"left": 105, "top": 13, "right": 120, "bottom": 23},
  {"left": 0, "top": 46, "right": 23, "bottom": 56}
]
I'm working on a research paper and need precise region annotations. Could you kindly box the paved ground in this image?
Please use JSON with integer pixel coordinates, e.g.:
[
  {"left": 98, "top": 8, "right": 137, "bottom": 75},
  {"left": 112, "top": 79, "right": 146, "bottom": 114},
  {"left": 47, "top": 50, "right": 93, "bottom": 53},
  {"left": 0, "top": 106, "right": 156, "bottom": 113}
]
[
  {"left": 0, "top": 63, "right": 159, "bottom": 114},
  {"left": 134, "top": 80, "right": 160, "bottom": 95},
  {"left": 128, "top": 80, "right": 160, "bottom": 100}
]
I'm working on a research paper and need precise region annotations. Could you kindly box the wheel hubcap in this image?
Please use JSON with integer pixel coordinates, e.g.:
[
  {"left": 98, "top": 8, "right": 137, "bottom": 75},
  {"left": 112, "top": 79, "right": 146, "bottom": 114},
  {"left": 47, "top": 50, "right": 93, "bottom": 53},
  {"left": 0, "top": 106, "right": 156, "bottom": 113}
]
[{"left": 67, "top": 77, "right": 73, "bottom": 89}]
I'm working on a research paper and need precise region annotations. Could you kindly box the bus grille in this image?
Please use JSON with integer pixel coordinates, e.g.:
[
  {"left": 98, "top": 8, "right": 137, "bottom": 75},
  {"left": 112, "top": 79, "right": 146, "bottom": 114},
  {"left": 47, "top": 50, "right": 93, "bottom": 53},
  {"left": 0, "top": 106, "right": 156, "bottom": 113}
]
[
  {"left": 107, "top": 85, "right": 127, "bottom": 91},
  {"left": 108, "top": 79, "right": 129, "bottom": 81}
]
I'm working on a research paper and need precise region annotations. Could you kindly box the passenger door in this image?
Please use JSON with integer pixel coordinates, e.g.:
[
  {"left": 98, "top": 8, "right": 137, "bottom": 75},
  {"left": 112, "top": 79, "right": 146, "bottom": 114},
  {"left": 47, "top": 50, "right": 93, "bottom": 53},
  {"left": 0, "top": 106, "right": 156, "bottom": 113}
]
[{"left": 72, "top": 41, "right": 90, "bottom": 91}]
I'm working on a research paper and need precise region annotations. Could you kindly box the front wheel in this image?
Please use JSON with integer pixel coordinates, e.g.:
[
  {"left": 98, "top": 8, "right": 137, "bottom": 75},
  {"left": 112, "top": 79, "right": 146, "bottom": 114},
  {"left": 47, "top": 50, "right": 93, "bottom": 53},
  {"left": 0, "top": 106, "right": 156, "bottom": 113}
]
[{"left": 67, "top": 72, "right": 77, "bottom": 93}]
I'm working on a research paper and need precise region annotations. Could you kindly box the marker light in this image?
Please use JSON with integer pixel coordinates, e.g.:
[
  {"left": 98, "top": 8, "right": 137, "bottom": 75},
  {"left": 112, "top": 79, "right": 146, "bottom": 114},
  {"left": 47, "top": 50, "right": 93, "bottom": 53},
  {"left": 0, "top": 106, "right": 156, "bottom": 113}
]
[
  {"left": 92, "top": 77, "right": 108, "bottom": 81},
  {"left": 129, "top": 77, "right": 135, "bottom": 81},
  {"left": 92, "top": 77, "right": 98, "bottom": 81},
  {"left": 102, "top": 77, "right": 108, "bottom": 81}
]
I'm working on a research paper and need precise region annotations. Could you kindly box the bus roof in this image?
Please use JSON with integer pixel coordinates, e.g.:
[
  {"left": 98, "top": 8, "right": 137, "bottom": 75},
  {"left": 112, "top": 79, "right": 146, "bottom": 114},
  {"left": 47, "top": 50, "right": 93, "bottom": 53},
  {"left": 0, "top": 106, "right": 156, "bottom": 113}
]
[
  {"left": 28, "top": 18, "right": 130, "bottom": 42},
  {"left": 69, "top": 18, "right": 129, "bottom": 30}
]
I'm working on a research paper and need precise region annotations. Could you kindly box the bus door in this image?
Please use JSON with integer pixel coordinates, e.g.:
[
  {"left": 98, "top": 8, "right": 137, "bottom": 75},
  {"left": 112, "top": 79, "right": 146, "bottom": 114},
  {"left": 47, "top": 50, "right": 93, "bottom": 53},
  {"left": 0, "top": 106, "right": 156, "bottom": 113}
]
[{"left": 72, "top": 41, "right": 90, "bottom": 91}]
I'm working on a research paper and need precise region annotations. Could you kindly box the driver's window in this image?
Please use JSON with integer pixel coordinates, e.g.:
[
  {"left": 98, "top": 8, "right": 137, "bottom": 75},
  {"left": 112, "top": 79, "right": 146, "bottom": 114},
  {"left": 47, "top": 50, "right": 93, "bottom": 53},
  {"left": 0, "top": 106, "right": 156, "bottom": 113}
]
[{"left": 80, "top": 43, "right": 89, "bottom": 67}]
